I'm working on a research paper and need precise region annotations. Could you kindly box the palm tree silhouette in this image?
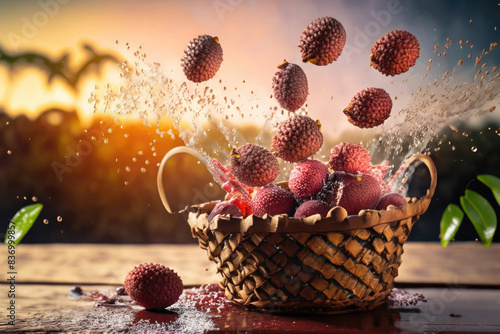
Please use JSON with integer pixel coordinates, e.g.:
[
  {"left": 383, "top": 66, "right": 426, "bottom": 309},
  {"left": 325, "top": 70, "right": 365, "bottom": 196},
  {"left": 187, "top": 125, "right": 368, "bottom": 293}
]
[{"left": 0, "top": 42, "right": 119, "bottom": 91}]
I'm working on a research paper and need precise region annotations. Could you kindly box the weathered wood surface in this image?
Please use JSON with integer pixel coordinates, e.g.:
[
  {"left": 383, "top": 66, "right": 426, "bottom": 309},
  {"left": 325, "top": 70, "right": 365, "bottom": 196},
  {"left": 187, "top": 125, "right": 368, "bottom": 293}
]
[
  {"left": 1, "top": 242, "right": 500, "bottom": 333},
  {"left": 8, "top": 242, "right": 500, "bottom": 286},
  {"left": 0, "top": 285, "right": 499, "bottom": 333}
]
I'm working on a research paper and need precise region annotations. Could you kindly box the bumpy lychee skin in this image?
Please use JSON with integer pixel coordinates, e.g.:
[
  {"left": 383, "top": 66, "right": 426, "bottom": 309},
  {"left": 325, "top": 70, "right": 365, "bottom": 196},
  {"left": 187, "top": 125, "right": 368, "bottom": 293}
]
[
  {"left": 124, "top": 263, "right": 183, "bottom": 310},
  {"left": 330, "top": 172, "right": 382, "bottom": 215},
  {"left": 299, "top": 17, "right": 347, "bottom": 65},
  {"left": 343, "top": 87, "right": 392, "bottom": 128},
  {"left": 251, "top": 186, "right": 297, "bottom": 217},
  {"left": 294, "top": 200, "right": 332, "bottom": 218},
  {"left": 376, "top": 193, "right": 407, "bottom": 210},
  {"left": 207, "top": 202, "right": 244, "bottom": 221},
  {"left": 230, "top": 143, "right": 279, "bottom": 187},
  {"left": 329, "top": 143, "right": 372, "bottom": 174},
  {"left": 272, "top": 60, "right": 308, "bottom": 112},
  {"left": 370, "top": 30, "right": 420, "bottom": 76},
  {"left": 181, "top": 35, "right": 223, "bottom": 83},
  {"left": 289, "top": 159, "right": 329, "bottom": 199},
  {"left": 272, "top": 115, "right": 323, "bottom": 162}
]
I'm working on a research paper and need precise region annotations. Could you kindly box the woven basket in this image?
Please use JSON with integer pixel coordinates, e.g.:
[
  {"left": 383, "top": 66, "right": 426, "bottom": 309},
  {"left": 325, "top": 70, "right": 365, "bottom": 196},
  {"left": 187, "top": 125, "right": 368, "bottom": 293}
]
[{"left": 158, "top": 148, "right": 437, "bottom": 314}]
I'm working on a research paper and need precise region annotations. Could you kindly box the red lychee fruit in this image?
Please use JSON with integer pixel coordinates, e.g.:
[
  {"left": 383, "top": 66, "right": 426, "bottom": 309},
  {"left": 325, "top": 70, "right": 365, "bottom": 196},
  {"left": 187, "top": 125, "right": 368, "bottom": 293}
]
[
  {"left": 207, "top": 201, "right": 244, "bottom": 221},
  {"left": 210, "top": 159, "right": 255, "bottom": 216},
  {"left": 251, "top": 186, "right": 297, "bottom": 217},
  {"left": 370, "top": 30, "right": 420, "bottom": 76},
  {"left": 181, "top": 35, "right": 223, "bottom": 83},
  {"left": 329, "top": 172, "right": 382, "bottom": 215},
  {"left": 289, "top": 159, "right": 329, "bottom": 199},
  {"left": 272, "top": 115, "right": 323, "bottom": 162},
  {"left": 367, "top": 160, "right": 391, "bottom": 193},
  {"left": 272, "top": 60, "right": 308, "bottom": 112},
  {"left": 299, "top": 16, "right": 347, "bottom": 65},
  {"left": 124, "top": 263, "right": 183, "bottom": 310},
  {"left": 343, "top": 87, "right": 392, "bottom": 128},
  {"left": 376, "top": 193, "right": 407, "bottom": 210},
  {"left": 329, "top": 142, "right": 372, "bottom": 174},
  {"left": 230, "top": 143, "right": 279, "bottom": 187},
  {"left": 294, "top": 200, "right": 332, "bottom": 218}
]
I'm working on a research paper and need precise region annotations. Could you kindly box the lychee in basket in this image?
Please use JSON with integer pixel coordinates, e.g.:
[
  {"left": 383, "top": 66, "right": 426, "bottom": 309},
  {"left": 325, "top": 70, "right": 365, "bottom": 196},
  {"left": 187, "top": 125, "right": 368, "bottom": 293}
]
[{"left": 157, "top": 146, "right": 437, "bottom": 314}]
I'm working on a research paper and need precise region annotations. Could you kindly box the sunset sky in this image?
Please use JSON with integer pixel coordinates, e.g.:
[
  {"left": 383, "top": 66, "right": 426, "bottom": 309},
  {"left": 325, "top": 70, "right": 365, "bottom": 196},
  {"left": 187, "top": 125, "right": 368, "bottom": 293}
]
[{"left": 0, "top": 0, "right": 498, "bottom": 136}]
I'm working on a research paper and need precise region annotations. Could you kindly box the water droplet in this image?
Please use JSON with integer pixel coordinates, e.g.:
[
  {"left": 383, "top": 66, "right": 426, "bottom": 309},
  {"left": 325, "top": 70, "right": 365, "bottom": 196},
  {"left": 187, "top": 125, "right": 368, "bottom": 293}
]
[
  {"left": 32, "top": 196, "right": 38, "bottom": 202},
  {"left": 125, "top": 166, "right": 131, "bottom": 172},
  {"left": 57, "top": 216, "right": 63, "bottom": 222},
  {"left": 140, "top": 167, "right": 146, "bottom": 173},
  {"left": 132, "top": 157, "right": 137, "bottom": 162},
  {"left": 7, "top": 150, "right": 12, "bottom": 155},
  {"left": 43, "top": 219, "right": 49, "bottom": 225},
  {"left": 471, "top": 146, "right": 478, "bottom": 152}
]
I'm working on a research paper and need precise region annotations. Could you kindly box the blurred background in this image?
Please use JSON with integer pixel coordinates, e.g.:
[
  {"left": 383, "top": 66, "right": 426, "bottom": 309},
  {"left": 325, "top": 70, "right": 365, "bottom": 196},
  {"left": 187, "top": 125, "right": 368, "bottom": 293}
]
[{"left": 0, "top": 0, "right": 499, "bottom": 243}]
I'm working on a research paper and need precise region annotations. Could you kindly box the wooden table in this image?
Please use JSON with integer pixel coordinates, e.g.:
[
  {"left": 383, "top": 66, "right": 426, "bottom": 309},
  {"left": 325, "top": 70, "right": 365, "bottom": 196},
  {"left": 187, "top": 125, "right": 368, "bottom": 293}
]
[{"left": 1, "top": 242, "right": 499, "bottom": 333}]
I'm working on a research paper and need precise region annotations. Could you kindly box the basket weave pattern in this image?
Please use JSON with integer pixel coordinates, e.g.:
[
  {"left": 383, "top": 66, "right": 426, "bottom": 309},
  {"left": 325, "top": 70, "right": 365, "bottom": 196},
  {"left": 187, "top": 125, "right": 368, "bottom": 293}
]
[
  {"left": 190, "top": 211, "right": 418, "bottom": 313},
  {"left": 159, "top": 152, "right": 437, "bottom": 313}
]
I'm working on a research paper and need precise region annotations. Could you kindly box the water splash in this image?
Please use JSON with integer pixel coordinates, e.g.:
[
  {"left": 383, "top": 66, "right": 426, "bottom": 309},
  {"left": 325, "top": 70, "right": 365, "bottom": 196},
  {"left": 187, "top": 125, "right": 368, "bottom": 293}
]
[
  {"left": 369, "top": 38, "right": 499, "bottom": 167},
  {"left": 92, "top": 33, "right": 499, "bottom": 196},
  {"left": 91, "top": 46, "right": 294, "bottom": 168}
]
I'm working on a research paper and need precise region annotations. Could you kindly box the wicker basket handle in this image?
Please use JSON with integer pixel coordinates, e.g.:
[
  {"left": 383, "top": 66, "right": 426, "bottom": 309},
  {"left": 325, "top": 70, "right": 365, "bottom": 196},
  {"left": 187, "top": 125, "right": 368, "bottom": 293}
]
[
  {"left": 399, "top": 153, "right": 437, "bottom": 199},
  {"left": 157, "top": 146, "right": 211, "bottom": 214}
]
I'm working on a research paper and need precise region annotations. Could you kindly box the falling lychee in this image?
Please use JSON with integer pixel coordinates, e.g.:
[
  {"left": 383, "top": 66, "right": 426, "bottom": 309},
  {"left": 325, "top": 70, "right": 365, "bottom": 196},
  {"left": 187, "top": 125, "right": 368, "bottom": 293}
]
[
  {"left": 230, "top": 143, "right": 279, "bottom": 187},
  {"left": 181, "top": 35, "right": 223, "bottom": 83},
  {"left": 272, "top": 115, "right": 323, "bottom": 162},
  {"left": 343, "top": 87, "right": 393, "bottom": 128},
  {"left": 272, "top": 60, "right": 308, "bottom": 112},
  {"left": 370, "top": 30, "right": 420, "bottom": 76},
  {"left": 299, "top": 16, "right": 346, "bottom": 65}
]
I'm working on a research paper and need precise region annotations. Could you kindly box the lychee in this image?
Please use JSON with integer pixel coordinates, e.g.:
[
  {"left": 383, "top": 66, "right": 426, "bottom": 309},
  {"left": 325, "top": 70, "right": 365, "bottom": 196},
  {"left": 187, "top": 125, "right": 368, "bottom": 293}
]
[
  {"left": 376, "top": 193, "right": 407, "bottom": 210},
  {"left": 251, "top": 186, "right": 297, "bottom": 217},
  {"left": 329, "top": 142, "right": 372, "bottom": 174},
  {"left": 370, "top": 30, "right": 420, "bottom": 76},
  {"left": 272, "top": 60, "right": 309, "bottom": 112},
  {"left": 294, "top": 200, "right": 332, "bottom": 218},
  {"left": 299, "top": 16, "right": 346, "bottom": 65},
  {"left": 327, "top": 172, "right": 382, "bottom": 215},
  {"left": 289, "top": 159, "right": 329, "bottom": 199},
  {"left": 272, "top": 115, "right": 323, "bottom": 162},
  {"left": 124, "top": 263, "right": 183, "bottom": 310},
  {"left": 343, "top": 87, "right": 392, "bottom": 128},
  {"left": 230, "top": 143, "right": 279, "bottom": 187},
  {"left": 181, "top": 35, "right": 223, "bottom": 83},
  {"left": 207, "top": 201, "right": 244, "bottom": 221}
]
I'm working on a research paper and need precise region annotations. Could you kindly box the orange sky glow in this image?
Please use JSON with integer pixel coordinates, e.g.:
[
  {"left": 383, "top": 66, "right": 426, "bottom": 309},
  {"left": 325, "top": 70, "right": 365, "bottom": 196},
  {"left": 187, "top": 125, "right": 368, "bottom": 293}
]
[{"left": 0, "top": 0, "right": 498, "bottom": 137}]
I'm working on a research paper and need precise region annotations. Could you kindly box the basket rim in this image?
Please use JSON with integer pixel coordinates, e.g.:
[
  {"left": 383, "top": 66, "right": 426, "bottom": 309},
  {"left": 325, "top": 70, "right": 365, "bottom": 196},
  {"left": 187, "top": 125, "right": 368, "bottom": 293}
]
[
  {"left": 187, "top": 185, "right": 432, "bottom": 235},
  {"left": 187, "top": 153, "right": 437, "bottom": 235}
]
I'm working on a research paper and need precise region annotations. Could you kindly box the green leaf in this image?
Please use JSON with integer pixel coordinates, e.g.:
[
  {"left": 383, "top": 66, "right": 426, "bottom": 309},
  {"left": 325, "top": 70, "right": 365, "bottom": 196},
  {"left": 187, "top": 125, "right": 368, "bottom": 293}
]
[
  {"left": 440, "top": 204, "right": 464, "bottom": 247},
  {"left": 4, "top": 204, "right": 43, "bottom": 246},
  {"left": 477, "top": 174, "right": 500, "bottom": 207},
  {"left": 460, "top": 190, "right": 497, "bottom": 248}
]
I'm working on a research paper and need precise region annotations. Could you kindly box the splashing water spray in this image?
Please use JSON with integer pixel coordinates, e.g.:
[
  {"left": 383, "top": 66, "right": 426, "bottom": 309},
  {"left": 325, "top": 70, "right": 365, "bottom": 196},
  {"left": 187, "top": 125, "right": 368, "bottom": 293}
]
[{"left": 91, "top": 32, "right": 499, "bottom": 201}]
